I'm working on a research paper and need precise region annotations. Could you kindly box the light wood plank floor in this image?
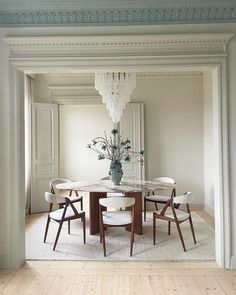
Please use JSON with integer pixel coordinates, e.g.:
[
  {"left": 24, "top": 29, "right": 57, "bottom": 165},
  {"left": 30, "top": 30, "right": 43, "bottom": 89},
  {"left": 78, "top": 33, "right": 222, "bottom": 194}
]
[
  {"left": 0, "top": 210, "right": 226, "bottom": 294},
  {"left": 1, "top": 261, "right": 236, "bottom": 294}
]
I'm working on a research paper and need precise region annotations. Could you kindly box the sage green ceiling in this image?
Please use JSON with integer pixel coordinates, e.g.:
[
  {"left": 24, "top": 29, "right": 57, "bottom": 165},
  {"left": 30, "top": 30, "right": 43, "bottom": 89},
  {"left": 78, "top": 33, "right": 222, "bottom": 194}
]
[{"left": 0, "top": 0, "right": 236, "bottom": 27}]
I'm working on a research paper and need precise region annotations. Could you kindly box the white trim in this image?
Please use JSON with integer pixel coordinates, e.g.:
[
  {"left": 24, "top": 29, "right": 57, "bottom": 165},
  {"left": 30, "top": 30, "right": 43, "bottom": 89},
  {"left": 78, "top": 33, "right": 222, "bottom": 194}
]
[
  {"left": 35, "top": 71, "right": 203, "bottom": 79},
  {"left": 4, "top": 33, "right": 232, "bottom": 269},
  {"left": 204, "top": 204, "right": 215, "bottom": 218},
  {"left": 52, "top": 98, "right": 102, "bottom": 105},
  {"left": 4, "top": 34, "right": 233, "bottom": 55},
  {"left": 231, "top": 255, "right": 236, "bottom": 269}
]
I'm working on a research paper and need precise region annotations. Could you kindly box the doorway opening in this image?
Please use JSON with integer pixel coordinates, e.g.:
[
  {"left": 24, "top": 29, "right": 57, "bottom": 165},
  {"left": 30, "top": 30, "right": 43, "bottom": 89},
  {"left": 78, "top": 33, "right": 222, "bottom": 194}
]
[
  {"left": 6, "top": 32, "right": 231, "bottom": 268},
  {"left": 24, "top": 69, "right": 219, "bottom": 263}
]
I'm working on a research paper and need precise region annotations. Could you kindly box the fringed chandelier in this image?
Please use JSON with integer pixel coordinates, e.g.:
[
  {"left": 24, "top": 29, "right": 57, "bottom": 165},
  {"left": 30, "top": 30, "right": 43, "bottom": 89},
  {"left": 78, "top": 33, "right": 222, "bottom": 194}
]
[{"left": 95, "top": 72, "right": 136, "bottom": 124}]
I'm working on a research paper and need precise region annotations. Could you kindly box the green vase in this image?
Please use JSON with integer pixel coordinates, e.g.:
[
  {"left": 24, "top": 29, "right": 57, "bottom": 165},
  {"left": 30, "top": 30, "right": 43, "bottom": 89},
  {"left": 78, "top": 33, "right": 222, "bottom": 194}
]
[{"left": 109, "top": 161, "right": 123, "bottom": 185}]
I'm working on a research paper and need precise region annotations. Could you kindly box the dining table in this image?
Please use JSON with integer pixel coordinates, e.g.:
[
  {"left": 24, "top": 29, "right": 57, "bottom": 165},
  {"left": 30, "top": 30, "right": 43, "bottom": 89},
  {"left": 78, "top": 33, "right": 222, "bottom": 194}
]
[{"left": 55, "top": 179, "right": 176, "bottom": 236}]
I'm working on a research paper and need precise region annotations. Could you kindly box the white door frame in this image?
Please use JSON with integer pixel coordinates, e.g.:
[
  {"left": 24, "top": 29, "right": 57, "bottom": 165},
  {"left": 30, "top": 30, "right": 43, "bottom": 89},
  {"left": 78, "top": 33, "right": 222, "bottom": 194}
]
[{"left": 5, "top": 33, "right": 232, "bottom": 268}]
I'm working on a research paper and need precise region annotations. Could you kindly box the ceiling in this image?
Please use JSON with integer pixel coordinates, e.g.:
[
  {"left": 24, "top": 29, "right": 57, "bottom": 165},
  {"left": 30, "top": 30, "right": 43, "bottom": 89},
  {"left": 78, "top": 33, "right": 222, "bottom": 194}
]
[{"left": 0, "top": 0, "right": 235, "bottom": 27}]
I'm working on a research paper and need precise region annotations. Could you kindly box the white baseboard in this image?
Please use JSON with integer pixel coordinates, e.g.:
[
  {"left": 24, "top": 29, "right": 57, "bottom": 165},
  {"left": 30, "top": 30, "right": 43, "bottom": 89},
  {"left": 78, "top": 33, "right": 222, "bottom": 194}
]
[
  {"left": 204, "top": 204, "right": 215, "bottom": 218},
  {"left": 231, "top": 255, "right": 236, "bottom": 269}
]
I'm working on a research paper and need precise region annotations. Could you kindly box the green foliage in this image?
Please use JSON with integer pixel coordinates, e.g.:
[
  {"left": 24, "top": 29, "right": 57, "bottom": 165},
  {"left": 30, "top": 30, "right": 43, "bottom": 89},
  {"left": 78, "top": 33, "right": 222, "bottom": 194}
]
[{"left": 87, "top": 129, "right": 144, "bottom": 163}]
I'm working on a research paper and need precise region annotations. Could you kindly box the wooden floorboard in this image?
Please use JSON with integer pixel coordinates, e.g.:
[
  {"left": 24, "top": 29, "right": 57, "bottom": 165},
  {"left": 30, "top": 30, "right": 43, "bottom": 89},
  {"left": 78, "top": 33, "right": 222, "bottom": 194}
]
[{"left": 1, "top": 261, "right": 236, "bottom": 294}]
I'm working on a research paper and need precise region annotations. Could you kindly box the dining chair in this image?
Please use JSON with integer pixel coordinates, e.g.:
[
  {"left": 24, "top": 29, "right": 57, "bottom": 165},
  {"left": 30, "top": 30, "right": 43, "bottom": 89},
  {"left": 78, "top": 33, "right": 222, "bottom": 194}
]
[
  {"left": 101, "top": 176, "right": 125, "bottom": 198},
  {"left": 144, "top": 177, "right": 176, "bottom": 222},
  {"left": 99, "top": 197, "right": 135, "bottom": 257},
  {"left": 50, "top": 178, "right": 83, "bottom": 210},
  {"left": 153, "top": 192, "right": 196, "bottom": 252},
  {"left": 44, "top": 192, "right": 86, "bottom": 251}
]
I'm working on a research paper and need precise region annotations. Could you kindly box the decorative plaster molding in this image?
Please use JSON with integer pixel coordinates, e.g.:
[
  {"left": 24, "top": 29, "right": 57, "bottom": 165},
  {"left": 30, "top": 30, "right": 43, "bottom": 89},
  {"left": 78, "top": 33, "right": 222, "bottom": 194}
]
[
  {"left": 48, "top": 84, "right": 101, "bottom": 104},
  {"left": 4, "top": 34, "right": 233, "bottom": 50},
  {"left": 35, "top": 73, "right": 95, "bottom": 79},
  {"left": 0, "top": 1, "right": 236, "bottom": 26},
  {"left": 36, "top": 71, "right": 202, "bottom": 80},
  {"left": 48, "top": 85, "right": 95, "bottom": 91},
  {"left": 47, "top": 71, "right": 202, "bottom": 103},
  {"left": 51, "top": 98, "right": 102, "bottom": 105},
  {"left": 138, "top": 71, "right": 202, "bottom": 77},
  {"left": 4, "top": 33, "right": 233, "bottom": 57}
]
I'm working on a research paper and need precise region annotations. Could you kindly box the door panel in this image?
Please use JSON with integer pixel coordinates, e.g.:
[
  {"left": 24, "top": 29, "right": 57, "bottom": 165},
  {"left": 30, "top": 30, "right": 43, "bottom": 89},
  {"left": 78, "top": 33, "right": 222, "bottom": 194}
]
[
  {"left": 31, "top": 103, "right": 58, "bottom": 213},
  {"left": 120, "top": 103, "right": 145, "bottom": 180}
]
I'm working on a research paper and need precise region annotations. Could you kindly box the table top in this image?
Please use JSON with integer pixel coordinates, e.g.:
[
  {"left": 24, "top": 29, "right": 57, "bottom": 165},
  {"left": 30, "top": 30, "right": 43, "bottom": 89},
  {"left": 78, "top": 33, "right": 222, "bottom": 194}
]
[{"left": 55, "top": 179, "right": 175, "bottom": 193}]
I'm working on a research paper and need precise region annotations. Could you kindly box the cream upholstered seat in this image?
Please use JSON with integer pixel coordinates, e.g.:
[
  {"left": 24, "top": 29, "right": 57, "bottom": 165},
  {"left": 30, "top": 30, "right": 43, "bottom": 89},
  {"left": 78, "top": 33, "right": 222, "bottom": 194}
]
[
  {"left": 145, "top": 195, "right": 170, "bottom": 202},
  {"left": 99, "top": 196, "right": 135, "bottom": 257},
  {"left": 50, "top": 178, "right": 83, "bottom": 210},
  {"left": 153, "top": 192, "right": 196, "bottom": 252},
  {"left": 49, "top": 207, "right": 84, "bottom": 221},
  {"left": 155, "top": 207, "right": 190, "bottom": 221},
  {"left": 44, "top": 192, "right": 86, "bottom": 251},
  {"left": 144, "top": 177, "right": 176, "bottom": 222}
]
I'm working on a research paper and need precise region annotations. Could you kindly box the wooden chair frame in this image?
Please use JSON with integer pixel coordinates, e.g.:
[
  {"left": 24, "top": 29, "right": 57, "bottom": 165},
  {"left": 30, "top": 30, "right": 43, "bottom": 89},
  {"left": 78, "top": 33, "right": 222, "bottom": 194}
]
[
  {"left": 99, "top": 200, "right": 135, "bottom": 257},
  {"left": 44, "top": 195, "right": 86, "bottom": 251},
  {"left": 50, "top": 178, "right": 83, "bottom": 210},
  {"left": 144, "top": 178, "right": 176, "bottom": 222},
  {"left": 153, "top": 195, "right": 196, "bottom": 252}
]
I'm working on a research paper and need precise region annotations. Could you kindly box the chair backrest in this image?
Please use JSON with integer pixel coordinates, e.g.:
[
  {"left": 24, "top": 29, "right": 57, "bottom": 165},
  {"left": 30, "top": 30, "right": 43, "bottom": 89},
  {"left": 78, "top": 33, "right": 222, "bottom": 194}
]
[
  {"left": 99, "top": 197, "right": 135, "bottom": 209},
  {"left": 152, "top": 177, "right": 175, "bottom": 184},
  {"left": 50, "top": 178, "right": 71, "bottom": 194},
  {"left": 45, "top": 192, "right": 66, "bottom": 204},
  {"left": 173, "top": 192, "right": 194, "bottom": 204}
]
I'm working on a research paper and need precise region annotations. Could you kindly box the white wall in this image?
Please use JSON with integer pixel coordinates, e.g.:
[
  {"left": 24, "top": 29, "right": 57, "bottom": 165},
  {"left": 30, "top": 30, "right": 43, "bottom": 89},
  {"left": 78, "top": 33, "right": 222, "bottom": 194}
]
[
  {"left": 131, "top": 75, "right": 204, "bottom": 206},
  {"left": 59, "top": 105, "right": 113, "bottom": 181},
  {"left": 0, "top": 38, "right": 11, "bottom": 267},
  {"left": 203, "top": 72, "right": 214, "bottom": 217},
  {"left": 34, "top": 73, "right": 204, "bottom": 206},
  {"left": 228, "top": 36, "right": 236, "bottom": 267}
]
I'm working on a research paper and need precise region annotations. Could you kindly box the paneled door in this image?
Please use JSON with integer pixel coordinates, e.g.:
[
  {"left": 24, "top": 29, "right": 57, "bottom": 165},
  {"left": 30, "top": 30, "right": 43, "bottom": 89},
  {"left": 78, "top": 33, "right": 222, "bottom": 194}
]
[
  {"left": 31, "top": 103, "right": 59, "bottom": 213},
  {"left": 120, "top": 103, "right": 145, "bottom": 180}
]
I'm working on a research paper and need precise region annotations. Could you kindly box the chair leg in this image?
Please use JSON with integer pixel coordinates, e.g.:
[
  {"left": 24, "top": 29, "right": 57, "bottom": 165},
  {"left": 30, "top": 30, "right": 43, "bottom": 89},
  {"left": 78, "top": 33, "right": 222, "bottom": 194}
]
[
  {"left": 189, "top": 216, "right": 197, "bottom": 244},
  {"left": 80, "top": 198, "right": 83, "bottom": 211},
  {"left": 168, "top": 221, "right": 171, "bottom": 235},
  {"left": 68, "top": 220, "right": 70, "bottom": 234},
  {"left": 99, "top": 217, "right": 103, "bottom": 243},
  {"left": 144, "top": 198, "right": 147, "bottom": 222},
  {"left": 154, "top": 202, "right": 158, "bottom": 211},
  {"left": 130, "top": 222, "right": 135, "bottom": 257},
  {"left": 53, "top": 221, "right": 64, "bottom": 251},
  {"left": 153, "top": 213, "right": 156, "bottom": 245},
  {"left": 100, "top": 224, "right": 106, "bottom": 257},
  {"left": 44, "top": 216, "right": 50, "bottom": 243},
  {"left": 82, "top": 215, "right": 86, "bottom": 244},
  {"left": 175, "top": 222, "right": 186, "bottom": 252}
]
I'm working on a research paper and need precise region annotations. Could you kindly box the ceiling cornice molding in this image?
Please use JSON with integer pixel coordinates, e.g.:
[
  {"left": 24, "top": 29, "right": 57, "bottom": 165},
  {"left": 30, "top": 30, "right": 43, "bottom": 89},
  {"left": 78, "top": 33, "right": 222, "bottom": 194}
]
[
  {"left": 36, "top": 71, "right": 202, "bottom": 79},
  {"left": 4, "top": 33, "right": 233, "bottom": 57},
  {"left": 47, "top": 70, "right": 202, "bottom": 102},
  {"left": 0, "top": 1, "right": 236, "bottom": 26},
  {"left": 48, "top": 84, "right": 101, "bottom": 103}
]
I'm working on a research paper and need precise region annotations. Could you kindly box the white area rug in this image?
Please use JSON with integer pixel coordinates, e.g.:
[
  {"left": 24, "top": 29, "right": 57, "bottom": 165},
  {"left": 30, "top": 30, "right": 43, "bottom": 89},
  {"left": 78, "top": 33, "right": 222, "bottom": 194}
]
[{"left": 26, "top": 212, "right": 215, "bottom": 261}]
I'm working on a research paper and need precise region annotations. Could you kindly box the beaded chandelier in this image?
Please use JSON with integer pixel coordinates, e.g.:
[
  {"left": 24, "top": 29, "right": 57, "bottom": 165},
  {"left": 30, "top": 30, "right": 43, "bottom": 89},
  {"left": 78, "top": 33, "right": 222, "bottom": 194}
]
[{"left": 95, "top": 72, "right": 136, "bottom": 123}]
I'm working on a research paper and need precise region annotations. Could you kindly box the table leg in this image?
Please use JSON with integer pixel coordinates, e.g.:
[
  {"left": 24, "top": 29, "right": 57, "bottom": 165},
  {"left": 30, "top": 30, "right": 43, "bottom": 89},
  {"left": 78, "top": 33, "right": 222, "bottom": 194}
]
[
  {"left": 89, "top": 192, "right": 107, "bottom": 235},
  {"left": 125, "top": 191, "right": 143, "bottom": 235}
]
